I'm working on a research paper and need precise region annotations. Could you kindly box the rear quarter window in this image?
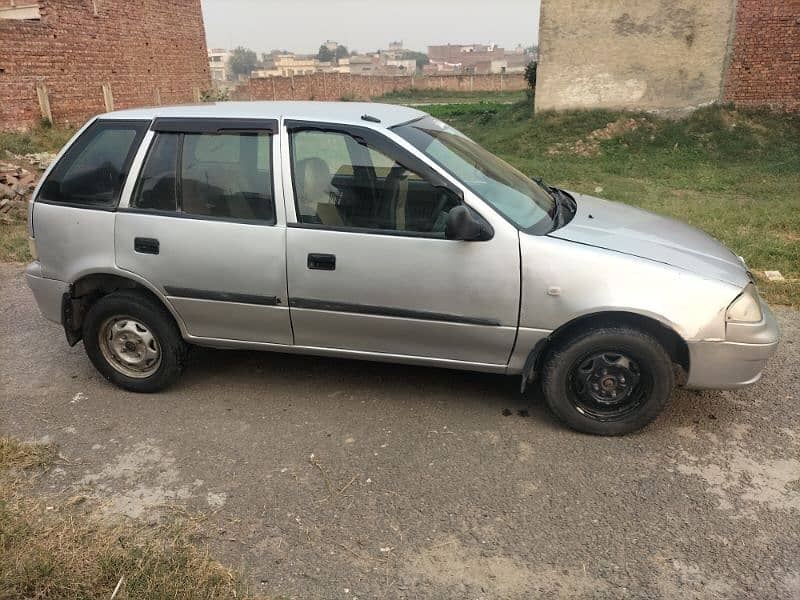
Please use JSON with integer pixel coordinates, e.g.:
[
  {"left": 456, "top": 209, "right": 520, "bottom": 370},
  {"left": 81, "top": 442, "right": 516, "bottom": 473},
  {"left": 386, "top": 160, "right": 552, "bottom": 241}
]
[{"left": 38, "top": 119, "right": 148, "bottom": 209}]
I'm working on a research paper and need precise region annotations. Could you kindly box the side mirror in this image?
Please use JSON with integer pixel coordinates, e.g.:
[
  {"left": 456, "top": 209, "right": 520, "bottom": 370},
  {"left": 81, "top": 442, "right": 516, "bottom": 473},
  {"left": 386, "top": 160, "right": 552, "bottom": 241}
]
[{"left": 445, "top": 205, "right": 493, "bottom": 241}]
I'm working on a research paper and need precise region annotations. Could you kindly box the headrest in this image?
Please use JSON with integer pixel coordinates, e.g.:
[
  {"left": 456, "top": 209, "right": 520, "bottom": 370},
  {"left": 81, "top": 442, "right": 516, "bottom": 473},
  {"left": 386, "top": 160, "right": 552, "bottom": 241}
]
[{"left": 297, "top": 158, "right": 330, "bottom": 199}]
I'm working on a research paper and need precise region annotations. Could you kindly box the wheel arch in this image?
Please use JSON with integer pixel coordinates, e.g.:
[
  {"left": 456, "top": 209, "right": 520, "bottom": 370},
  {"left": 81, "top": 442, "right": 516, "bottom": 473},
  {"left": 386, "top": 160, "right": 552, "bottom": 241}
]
[
  {"left": 522, "top": 310, "right": 690, "bottom": 389},
  {"left": 63, "top": 271, "right": 186, "bottom": 346}
]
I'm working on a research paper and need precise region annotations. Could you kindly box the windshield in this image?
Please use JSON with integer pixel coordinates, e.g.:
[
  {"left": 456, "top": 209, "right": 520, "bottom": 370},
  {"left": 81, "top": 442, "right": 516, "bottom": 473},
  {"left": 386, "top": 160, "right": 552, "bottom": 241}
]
[{"left": 393, "top": 116, "right": 555, "bottom": 234}]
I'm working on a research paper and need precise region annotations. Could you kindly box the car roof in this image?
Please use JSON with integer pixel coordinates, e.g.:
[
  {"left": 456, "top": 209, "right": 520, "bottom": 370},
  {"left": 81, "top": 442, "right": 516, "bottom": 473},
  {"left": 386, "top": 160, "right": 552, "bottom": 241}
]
[{"left": 100, "top": 101, "right": 427, "bottom": 128}]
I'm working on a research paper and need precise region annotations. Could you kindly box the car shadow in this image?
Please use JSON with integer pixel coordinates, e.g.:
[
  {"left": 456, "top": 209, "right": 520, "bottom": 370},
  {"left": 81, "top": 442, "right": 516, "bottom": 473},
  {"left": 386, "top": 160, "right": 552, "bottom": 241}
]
[
  {"left": 164, "top": 346, "right": 749, "bottom": 436},
  {"left": 179, "top": 345, "right": 552, "bottom": 426}
]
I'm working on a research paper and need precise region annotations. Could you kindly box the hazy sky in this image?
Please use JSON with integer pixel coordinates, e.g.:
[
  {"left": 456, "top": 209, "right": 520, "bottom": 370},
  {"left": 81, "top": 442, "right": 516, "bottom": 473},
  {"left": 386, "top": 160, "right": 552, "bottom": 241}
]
[{"left": 201, "top": 0, "right": 541, "bottom": 55}]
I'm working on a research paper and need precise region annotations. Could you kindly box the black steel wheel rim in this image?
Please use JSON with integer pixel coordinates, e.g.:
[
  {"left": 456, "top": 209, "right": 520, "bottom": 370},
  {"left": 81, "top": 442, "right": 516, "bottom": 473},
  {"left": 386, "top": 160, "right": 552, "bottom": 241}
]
[{"left": 567, "top": 350, "right": 651, "bottom": 421}]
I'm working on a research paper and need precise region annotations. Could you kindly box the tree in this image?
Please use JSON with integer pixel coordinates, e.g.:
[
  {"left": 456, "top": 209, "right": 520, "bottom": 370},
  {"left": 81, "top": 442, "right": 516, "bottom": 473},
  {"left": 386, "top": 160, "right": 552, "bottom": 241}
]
[
  {"left": 335, "top": 45, "right": 349, "bottom": 60},
  {"left": 401, "top": 50, "right": 429, "bottom": 72},
  {"left": 317, "top": 45, "right": 334, "bottom": 62},
  {"left": 228, "top": 46, "right": 259, "bottom": 78},
  {"left": 524, "top": 61, "right": 538, "bottom": 92}
]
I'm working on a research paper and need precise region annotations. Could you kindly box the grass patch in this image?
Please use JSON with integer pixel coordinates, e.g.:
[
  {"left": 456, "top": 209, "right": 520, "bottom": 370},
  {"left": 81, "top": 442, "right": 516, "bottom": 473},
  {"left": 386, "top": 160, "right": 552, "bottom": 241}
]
[
  {"left": 0, "top": 437, "right": 259, "bottom": 599},
  {"left": 0, "top": 125, "right": 74, "bottom": 157},
  {"left": 0, "top": 217, "right": 31, "bottom": 263},
  {"left": 426, "top": 102, "right": 800, "bottom": 307}
]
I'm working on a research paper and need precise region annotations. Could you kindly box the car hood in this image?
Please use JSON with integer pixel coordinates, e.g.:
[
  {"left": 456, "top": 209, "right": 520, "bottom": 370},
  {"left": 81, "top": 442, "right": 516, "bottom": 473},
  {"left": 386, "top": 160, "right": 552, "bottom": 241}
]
[{"left": 548, "top": 193, "right": 750, "bottom": 287}]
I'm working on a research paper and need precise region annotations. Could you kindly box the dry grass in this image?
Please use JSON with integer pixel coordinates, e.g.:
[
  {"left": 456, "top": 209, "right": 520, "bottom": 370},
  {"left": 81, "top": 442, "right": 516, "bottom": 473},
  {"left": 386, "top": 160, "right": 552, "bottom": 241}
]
[
  {"left": 0, "top": 436, "right": 57, "bottom": 472},
  {"left": 0, "top": 437, "right": 259, "bottom": 600}
]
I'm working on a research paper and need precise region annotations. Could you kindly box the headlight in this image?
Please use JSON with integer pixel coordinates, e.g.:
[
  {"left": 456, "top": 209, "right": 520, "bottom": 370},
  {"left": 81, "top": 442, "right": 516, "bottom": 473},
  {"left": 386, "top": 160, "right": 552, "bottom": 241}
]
[{"left": 726, "top": 283, "right": 762, "bottom": 323}]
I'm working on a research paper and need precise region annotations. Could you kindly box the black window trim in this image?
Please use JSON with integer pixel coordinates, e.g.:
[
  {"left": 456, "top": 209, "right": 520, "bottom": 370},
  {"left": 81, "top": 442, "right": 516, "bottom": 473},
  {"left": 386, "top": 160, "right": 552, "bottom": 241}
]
[
  {"left": 118, "top": 206, "right": 277, "bottom": 227},
  {"left": 128, "top": 125, "right": 279, "bottom": 226},
  {"left": 152, "top": 117, "right": 278, "bottom": 135},
  {"left": 36, "top": 118, "right": 151, "bottom": 211},
  {"left": 286, "top": 221, "right": 449, "bottom": 240},
  {"left": 285, "top": 119, "right": 470, "bottom": 238}
]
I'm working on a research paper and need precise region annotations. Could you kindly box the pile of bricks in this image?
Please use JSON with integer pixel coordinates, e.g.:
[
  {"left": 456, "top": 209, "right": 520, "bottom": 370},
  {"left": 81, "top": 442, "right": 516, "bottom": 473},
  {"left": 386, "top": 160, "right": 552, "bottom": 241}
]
[{"left": 0, "top": 163, "right": 37, "bottom": 217}]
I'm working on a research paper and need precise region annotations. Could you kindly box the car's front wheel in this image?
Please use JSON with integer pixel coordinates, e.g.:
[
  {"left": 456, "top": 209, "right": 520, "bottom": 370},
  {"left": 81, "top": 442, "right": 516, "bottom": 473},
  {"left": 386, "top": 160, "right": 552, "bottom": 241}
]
[
  {"left": 83, "top": 290, "right": 188, "bottom": 393},
  {"left": 541, "top": 326, "right": 674, "bottom": 435}
]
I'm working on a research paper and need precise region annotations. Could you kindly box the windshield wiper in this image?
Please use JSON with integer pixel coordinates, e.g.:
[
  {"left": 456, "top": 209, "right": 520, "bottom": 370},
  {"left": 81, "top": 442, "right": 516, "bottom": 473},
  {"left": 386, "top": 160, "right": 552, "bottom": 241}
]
[
  {"left": 533, "top": 176, "right": 560, "bottom": 222},
  {"left": 552, "top": 186, "right": 577, "bottom": 213}
]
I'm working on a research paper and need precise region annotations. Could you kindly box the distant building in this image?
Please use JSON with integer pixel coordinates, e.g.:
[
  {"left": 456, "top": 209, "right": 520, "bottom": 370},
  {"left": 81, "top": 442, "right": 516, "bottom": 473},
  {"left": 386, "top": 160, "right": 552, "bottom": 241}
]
[
  {"left": 386, "top": 58, "right": 417, "bottom": 73},
  {"left": 254, "top": 54, "right": 318, "bottom": 77},
  {"left": 252, "top": 52, "right": 350, "bottom": 78},
  {"left": 383, "top": 41, "right": 405, "bottom": 60},
  {"left": 208, "top": 48, "right": 231, "bottom": 83},
  {"left": 348, "top": 54, "right": 378, "bottom": 76},
  {"left": 427, "top": 43, "right": 532, "bottom": 75}
]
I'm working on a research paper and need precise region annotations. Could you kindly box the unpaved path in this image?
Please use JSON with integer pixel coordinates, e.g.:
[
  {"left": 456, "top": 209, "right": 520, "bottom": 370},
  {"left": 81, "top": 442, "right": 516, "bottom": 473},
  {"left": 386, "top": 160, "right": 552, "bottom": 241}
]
[{"left": 1, "top": 263, "right": 798, "bottom": 599}]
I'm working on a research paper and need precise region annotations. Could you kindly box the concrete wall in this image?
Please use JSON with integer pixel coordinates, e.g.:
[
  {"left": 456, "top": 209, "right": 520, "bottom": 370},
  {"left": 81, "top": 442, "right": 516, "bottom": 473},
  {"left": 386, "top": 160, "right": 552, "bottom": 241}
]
[
  {"left": 233, "top": 73, "right": 526, "bottom": 102},
  {"left": 0, "top": 0, "right": 210, "bottom": 129},
  {"left": 535, "top": 0, "right": 737, "bottom": 113},
  {"left": 724, "top": 0, "right": 800, "bottom": 112}
]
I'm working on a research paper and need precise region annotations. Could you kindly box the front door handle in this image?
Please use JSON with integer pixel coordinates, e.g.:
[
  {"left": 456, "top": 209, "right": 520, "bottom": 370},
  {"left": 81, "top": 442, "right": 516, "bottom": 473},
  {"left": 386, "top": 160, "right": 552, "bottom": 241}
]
[
  {"left": 134, "top": 237, "right": 160, "bottom": 255},
  {"left": 308, "top": 253, "right": 336, "bottom": 270}
]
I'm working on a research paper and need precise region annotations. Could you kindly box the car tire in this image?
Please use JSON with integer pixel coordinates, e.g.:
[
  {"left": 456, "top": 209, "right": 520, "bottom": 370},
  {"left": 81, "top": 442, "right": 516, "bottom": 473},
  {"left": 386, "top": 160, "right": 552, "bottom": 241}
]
[
  {"left": 541, "top": 326, "right": 674, "bottom": 435},
  {"left": 83, "top": 290, "right": 188, "bottom": 393}
]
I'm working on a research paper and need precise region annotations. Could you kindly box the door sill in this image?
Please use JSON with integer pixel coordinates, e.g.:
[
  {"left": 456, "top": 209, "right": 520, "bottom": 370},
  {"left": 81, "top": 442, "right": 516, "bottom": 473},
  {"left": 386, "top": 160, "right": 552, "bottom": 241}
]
[{"left": 185, "top": 335, "right": 509, "bottom": 374}]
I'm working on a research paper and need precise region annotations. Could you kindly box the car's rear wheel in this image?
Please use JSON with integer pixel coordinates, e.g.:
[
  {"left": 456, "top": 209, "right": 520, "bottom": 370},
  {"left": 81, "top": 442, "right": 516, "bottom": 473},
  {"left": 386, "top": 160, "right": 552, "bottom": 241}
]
[
  {"left": 83, "top": 290, "right": 187, "bottom": 393},
  {"left": 541, "top": 326, "right": 674, "bottom": 435}
]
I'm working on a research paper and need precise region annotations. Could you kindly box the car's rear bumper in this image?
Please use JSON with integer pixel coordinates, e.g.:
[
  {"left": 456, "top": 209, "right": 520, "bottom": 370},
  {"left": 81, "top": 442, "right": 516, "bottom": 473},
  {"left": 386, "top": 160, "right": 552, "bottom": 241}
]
[
  {"left": 25, "top": 262, "right": 66, "bottom": 324},
  {"left": 686, "top": 299, "right": 780, "bottom": 389}
]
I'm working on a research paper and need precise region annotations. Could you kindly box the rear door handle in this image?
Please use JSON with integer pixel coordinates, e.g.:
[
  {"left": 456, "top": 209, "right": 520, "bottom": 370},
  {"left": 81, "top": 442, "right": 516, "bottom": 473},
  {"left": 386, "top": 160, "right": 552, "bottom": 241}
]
[
  {"left": 307, "top": 253, "right": 336, "bottom": 270},
  {"left": 134, "top": 237, "right": 160, "bottom": 255}
]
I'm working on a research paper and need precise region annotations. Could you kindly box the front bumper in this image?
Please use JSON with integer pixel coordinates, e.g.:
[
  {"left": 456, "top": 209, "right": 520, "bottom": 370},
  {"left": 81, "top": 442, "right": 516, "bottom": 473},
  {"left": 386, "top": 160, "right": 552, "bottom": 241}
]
[
  {"left": 685, "top": 298, "right": 780, "bottom": 389},
  {"left": 25, "top": 262, "right": 67, "bottom": 325}
]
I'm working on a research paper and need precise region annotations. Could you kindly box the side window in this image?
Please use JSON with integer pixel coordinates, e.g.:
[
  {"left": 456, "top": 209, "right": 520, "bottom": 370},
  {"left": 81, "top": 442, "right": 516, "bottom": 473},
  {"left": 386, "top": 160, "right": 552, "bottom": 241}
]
[
  {"left": 39, "top": 120, "right": 147, "bottom": 208},
  {"left": 130, "top": 131, "right": 275, "bottom": 223},
  {"left": 290, "top": 129, "right": 459, "bottom": 234},
  {"left": 131, "top": 133, "right": 179, "bottom": 211},
  {"left": 181, "top": 132, "right": 274, "bottom": 223}
]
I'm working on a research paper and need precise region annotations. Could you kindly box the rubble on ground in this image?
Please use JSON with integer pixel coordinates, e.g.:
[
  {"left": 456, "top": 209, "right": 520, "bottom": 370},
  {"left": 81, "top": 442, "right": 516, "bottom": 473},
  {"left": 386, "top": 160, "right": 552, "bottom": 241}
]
[
  {"left": 0, "top": 163, "right": 37, "bottom": 219},
  {"left": 3, "top": 151, "right": 57, "bottom": 171},
  {"left": 18, "top": 152, "right": 57, "bottom": 170}
]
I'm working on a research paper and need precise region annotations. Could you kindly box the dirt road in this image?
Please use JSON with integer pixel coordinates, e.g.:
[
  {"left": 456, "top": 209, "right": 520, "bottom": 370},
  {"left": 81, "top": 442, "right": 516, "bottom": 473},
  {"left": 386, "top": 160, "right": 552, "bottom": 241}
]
[{"left": 1, "top": 263, "right": 798, "bottom": 599}]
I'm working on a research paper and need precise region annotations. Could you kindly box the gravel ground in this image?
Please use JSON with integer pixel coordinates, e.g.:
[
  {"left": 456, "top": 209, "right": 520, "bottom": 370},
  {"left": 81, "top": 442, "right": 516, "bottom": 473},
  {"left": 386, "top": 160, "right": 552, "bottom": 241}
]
[{"left": 1, "top": 263, "right": 798, "bottom": 599}]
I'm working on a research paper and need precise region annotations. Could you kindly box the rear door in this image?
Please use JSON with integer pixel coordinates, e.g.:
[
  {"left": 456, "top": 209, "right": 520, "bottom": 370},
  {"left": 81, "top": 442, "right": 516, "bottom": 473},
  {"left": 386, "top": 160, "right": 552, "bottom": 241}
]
[
  {"left": 115, "top": 118, "right": 292, "bottom": 345},
  {"left": 282, "top": 122, "right": 520, "bottom": 367}
]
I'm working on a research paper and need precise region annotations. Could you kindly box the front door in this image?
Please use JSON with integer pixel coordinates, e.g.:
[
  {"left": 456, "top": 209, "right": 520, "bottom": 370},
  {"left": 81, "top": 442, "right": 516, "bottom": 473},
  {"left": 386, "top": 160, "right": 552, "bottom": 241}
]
[
  {"left": 116, "top": 119, "right": 292, "bottom": 345},
  {"left": 283, "top": 122, "right": 520, "bottom": 367}
]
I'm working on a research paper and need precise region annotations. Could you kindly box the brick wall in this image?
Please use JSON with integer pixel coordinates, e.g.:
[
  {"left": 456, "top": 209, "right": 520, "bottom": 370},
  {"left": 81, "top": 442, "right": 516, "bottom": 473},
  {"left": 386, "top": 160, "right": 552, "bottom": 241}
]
[
  {"left": 724, "top": 0, "right": 800, "bottom": 112},
  {"left": 0, "top": 0, "right": 210, "bottom": 129},
  {"left": 233, "top": 73, "right": 526, "bottom": 102}
]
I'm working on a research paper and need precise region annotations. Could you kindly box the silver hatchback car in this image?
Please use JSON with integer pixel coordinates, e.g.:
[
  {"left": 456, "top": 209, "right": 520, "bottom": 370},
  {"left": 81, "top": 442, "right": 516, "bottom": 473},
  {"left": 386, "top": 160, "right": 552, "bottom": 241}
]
[{"left": 26, "top": 102, "right": 779, "bottom": 435}]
